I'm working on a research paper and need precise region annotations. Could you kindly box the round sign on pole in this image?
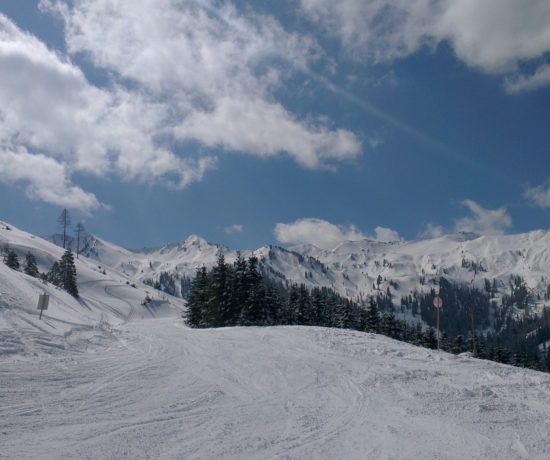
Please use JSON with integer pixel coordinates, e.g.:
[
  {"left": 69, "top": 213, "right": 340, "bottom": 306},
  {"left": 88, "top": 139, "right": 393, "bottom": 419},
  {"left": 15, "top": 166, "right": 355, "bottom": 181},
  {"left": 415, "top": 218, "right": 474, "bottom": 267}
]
[{"left": 433, "top": 296, "right": 443, "bottom": 309}]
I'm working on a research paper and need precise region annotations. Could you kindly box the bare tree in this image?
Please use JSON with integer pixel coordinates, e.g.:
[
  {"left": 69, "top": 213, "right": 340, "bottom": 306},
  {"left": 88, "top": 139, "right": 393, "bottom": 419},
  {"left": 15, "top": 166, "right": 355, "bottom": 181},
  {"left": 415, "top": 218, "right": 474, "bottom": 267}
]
[
  {"left": 74, "top": 221, "right": 86, "bottom": 259},
  {"left": 57, "top": 209, "right": 71, "bottom": 249}
]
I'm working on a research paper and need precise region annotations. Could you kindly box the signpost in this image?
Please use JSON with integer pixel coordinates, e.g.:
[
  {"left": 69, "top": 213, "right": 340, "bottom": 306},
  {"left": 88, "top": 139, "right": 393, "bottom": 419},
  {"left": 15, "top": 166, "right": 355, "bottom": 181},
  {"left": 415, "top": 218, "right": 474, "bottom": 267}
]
[
  {"left": 37, "top": 293, "right": 49, "bottom": 320},
  {"left": 433, "top": 295, "right": 443, "bottom": 350}
]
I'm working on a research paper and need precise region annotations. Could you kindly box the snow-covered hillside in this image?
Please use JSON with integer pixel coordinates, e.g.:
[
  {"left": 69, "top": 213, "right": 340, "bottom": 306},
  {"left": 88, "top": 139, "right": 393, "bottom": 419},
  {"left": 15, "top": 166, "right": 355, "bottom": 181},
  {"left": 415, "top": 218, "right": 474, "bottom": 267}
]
[
  {"left": 3, "top": 220, "right": 550, "bottom": 458},
  {"left": 2, "top": 320, "right": 550, "bottom": 459},
  {"left": 56, "top": 227, "right": 550, "bottom": 316},
  {"left": 0, "top": 221, "right": 184, "bottom": 357}
]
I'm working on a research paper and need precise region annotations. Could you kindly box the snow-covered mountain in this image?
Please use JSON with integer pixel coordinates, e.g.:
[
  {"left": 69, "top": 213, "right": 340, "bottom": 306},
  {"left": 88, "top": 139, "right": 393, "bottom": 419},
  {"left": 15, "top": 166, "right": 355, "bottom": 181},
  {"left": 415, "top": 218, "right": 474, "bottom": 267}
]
[
  {"left": 3, "top": 220, "right": 550, "bottom": 458},
  {"left": 51, "top": 227, "right": 550, "bottom": 317}
]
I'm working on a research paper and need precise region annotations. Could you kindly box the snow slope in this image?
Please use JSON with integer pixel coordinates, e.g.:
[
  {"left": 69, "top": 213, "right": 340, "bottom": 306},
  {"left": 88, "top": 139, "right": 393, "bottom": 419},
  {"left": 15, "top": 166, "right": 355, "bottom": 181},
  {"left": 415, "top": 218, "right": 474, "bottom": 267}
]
[
  {"left": 3, "top": 220, "right": 550, "bottom": 458},
  {"left": 2, "top": 320, "right": 550, "bottom": 459},
  {"left": 0, "top": 221, "right": 184, "bottom": 357}
]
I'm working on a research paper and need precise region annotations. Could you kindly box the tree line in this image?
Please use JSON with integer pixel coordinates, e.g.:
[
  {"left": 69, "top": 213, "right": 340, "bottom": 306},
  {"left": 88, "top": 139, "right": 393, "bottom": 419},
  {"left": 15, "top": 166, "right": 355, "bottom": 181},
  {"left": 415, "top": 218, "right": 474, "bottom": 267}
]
[
  {"left": 2, "top": 243, "right": 79, "bottom": 298},
  {"left": 184, "top": 253, "right": 550, "bottom": 373}
]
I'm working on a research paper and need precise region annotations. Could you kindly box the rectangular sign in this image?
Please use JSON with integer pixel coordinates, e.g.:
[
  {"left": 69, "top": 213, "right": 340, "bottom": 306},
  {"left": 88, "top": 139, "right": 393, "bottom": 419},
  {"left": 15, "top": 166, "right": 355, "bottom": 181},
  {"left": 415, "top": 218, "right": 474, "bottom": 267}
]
[{"left": 37, "top": 294, "right": 49, "bottom": 311}]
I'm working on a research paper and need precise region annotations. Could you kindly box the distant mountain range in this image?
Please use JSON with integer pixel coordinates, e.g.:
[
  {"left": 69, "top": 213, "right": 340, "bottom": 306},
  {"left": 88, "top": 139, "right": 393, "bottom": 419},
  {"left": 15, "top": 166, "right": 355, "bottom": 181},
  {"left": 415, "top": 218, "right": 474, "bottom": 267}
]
[{"left": 49, "top": 227, "right": 550, "bottom": 316}]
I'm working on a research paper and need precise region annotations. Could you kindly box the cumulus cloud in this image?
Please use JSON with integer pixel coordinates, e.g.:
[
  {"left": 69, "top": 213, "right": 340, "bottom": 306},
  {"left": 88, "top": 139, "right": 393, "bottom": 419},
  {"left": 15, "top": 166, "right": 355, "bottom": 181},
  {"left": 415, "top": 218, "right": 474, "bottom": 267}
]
[
  {"left": 374, "top": 226, "right": 402, "bottom": 243},
  {"left": 0, "top": 148, "right": 103, "bottom": 211},
  {"left": 525, "top": 181, "right": 550, "bottom": 208},
  {"left": 0, "top": 12, "right": 213, "bottom": 209},
  {"left": 43, "top": 0, "right": 361, "bottom": 168},
  {"left": 0, "top": 1, "right": 363, "bottom": 210},
  {"left": 224, "top": 224, "right": 244, "bottom": 234},
  {"left": 454, "top": 199, "right": 512, "bottom": 235},
  {"left": 177, "top": 97, "right": 360, "bottom": 168},
  {"left": 299, "top": 0, "right": 550, "bottom": 91},
  {"left": 274, "top": 218, "right": 366, "bottom": 250},
  {"left": 274, "top": 218, "right": 401, "bottom": 250}
]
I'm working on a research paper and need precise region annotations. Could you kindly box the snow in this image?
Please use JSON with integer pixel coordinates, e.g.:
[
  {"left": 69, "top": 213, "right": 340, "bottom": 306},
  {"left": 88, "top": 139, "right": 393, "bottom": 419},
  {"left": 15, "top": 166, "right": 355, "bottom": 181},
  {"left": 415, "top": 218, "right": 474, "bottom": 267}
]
[
  {"left": 49, "top": 224, "right": 550, "bottom": 321},
  {"left": 2, "top": 321, "right": 550, "bottom": 459},
  {"left": 2, "top": 220, "right": 550, "bottom": 459},
  {"left": 0, "top": 221, "right": 185, "bottom": 357}
]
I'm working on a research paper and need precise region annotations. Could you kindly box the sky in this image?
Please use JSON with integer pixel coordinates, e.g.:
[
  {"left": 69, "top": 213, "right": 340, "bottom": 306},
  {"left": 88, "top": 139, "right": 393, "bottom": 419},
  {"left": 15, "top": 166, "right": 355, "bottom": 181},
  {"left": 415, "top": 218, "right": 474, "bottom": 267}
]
[{"left": 1, "top": 0, "right": 550, "bottom": 251}]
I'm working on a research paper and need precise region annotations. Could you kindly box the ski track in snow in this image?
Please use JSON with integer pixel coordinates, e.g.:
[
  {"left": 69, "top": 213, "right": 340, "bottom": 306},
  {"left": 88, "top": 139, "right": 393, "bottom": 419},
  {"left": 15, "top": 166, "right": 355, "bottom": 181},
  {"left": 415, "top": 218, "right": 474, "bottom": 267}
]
[{"left": 2, "top": 320, "right": 550, "bottom": 460}]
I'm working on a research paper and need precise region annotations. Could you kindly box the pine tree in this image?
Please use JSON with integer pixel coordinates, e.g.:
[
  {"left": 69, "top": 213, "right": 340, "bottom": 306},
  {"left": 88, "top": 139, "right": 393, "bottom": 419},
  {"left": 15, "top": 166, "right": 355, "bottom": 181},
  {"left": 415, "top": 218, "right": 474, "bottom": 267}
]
[
  {"left": 4, "top": 248, "right": 20, "bottom": 270},
  {"left": 185, "top": 267, "right": 208, "bottom": 327},
  {"left": 334, "top": 297, "right": 351, "bottom": 329},
  {"left": 23, "top": 252, "right": 39, "bottom": 277},
  {"left": 452, "top": 335, "right": 465, "bottom": 354},
  {"left": 310, "top": 288, "right": 325, "bottom": 326},
  {"left": 60, "top": 249, "right": 79, "bottom": 297},
  {"left": 424, "top": 327, "right": 438, "bottom": 349},
  {"left": 296, "top": 284, "right": 312, "bottom": 325},
  {"left": 240, "top": 257, "right": 265, "bottom": 326},
  {"left": 365, "top": 298, "right": 380, "bottom": 333},
  {"left": 208, "top": 252, "right": 229, "bottom": 326},
  {"left": 47, "top": 261, "right": 63, "bottom": 287},
  {"left": 228, "top": 253, "right": 248, "bottom": 325}
]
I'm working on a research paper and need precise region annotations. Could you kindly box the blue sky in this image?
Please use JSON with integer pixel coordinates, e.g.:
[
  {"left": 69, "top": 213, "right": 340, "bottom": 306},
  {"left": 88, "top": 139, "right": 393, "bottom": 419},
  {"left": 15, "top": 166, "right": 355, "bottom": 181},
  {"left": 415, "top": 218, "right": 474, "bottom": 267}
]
[{"left": 1, "top": 0, "right": 550, "bottom": 250}]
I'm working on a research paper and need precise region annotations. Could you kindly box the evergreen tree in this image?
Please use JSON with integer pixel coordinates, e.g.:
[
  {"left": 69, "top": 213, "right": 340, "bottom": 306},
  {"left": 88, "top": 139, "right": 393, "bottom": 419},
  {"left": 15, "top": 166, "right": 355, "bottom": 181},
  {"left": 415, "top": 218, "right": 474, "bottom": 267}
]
[
  {"left": 60, "top": 249, "right": 79, "bottom": 297},
  {"left": 264, "top": 284, "right": 283, "bottom": 325},
  {"left": 452, "top": 335, "right": 465, "bottom": 354},
  {"left": 424, "top": 327, "right": 438, "bottom": 349},
  {"left": 23, "top": 252, "right": 40, "bottom": 277},
  {"left": 47, "top": 261, "right": 63, "bottom": 287},
  {"left": 334, "top": 297, "right": 351, "bottom": 329},
  {"left": 208, "top": 252, "right": 229, "bottom": 326},
  {"left": 296, "top": 284, "right": 312, "bottom": 325},
  {"left": 185, "top": 267, "right": 208, "bottom": 327},
  {"left": 412, "top": 322, "right": 424, "bottom": 346},
  {"left": 310, "top": 288, "right": 326, "bottom": 326},
  {"left": 240, "top": 257, "right": 265, "bottom": 325},
  {"left": 365, "top": 298, "right": 380, "bottom": 333},
  {"left": 229, "top": 253, "right": 248, "bottom": 324},
  {"left": 287, "top": 284, "right": 300, "bottom": 325},
  {"left": 4, "top": 248, "right": 20, "bottom": 270}
]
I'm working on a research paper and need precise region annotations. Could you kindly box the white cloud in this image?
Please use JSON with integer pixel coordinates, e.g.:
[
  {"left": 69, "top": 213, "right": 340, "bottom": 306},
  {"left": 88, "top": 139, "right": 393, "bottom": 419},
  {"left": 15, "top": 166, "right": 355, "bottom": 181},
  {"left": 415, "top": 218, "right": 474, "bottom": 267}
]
[
  {"left": 43, "top": 0, "right": 361, "bottom": 168},
  {"left": 177, "top": 97, "right": 360, "bottom": 168},
  {"left": 418, "top": 223, "right": 445, "bottom": 239},
  {"left": 0, "top": 147, "right": 103, "bottom": 211},
  {"left": 224, "top": 224, "right": 243, "bottom": 234},
  {"left": 454, "top": 199, "right": 512, "bottom": 235},
  {"left": 274, "top": 218, "right": 366, "bottom": 250},
  {"left": 525, "top": 181, "right": 550, "bottom": 208},
  {"left": 0, "top": 1, "right": 364, "bottom": 210},
  {"left": 300, "top": 0, "right": 550, "bottom": 91},
  {"left": 0, "top": 13, "right": 213, "bottom": 209},
  {"left": 274, "top": 218, "right": 401, "bottom": 249},
  {"left": 374, "top": 226, "right": 402, "bottom": 243},
  {"left": 504, "top": 65, "right": 550, "bottom": 94}
]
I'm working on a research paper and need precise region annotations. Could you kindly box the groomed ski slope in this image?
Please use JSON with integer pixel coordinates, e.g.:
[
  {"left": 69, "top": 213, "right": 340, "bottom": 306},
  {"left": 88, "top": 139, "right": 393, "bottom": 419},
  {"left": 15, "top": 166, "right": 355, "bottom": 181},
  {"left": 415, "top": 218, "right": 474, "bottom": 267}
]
[{"left": 2, "top": 319, "right": 550, "bottom": 460}]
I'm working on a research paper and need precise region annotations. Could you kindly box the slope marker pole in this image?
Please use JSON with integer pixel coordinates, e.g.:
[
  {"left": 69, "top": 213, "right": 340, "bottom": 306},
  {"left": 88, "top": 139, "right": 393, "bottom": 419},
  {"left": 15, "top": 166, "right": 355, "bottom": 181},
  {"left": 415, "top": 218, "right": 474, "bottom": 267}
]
[{"left": 433, "top": 295, "right": 443, "bottom": 350}]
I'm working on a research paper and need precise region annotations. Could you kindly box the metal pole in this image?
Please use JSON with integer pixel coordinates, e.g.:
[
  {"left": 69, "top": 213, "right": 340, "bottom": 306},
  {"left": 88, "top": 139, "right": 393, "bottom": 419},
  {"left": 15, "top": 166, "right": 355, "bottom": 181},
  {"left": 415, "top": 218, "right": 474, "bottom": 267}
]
[
  {"left": 434, "top": 295, "right": 442, "bottom": 350},
  {"left": 437, "top": 306, "right": 440, "bottom": 350}
]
